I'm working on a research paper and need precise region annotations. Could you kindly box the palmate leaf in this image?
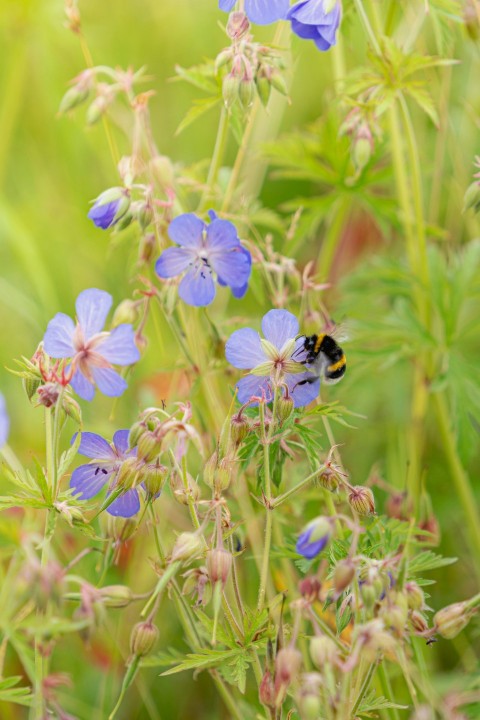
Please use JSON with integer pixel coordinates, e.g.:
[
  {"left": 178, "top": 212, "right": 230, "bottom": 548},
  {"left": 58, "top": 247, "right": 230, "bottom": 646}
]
[
  {"left": 408, "top": 550, "right": 457, "bottom": 575},
  {"left": 173, "top": 62, "right": 218, "bottom": 94},
  {"left": 175, "top": 96, "right": 221, "bottom": 136},
  {"left": 159, "top": 648, "right": 242, "bottom": 676},
  {"left": 358, "top": 689, "right": 408, "bottom": 716},
  {"left": 0, "top": 677, "right": 33, "bottom": 707}
]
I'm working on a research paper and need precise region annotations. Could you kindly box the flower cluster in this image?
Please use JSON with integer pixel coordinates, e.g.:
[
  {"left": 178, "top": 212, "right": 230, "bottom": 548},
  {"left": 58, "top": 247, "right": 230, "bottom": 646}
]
[
  {"left": 155, "top": 211, "right": 251, "bottom": 307},
  {"left": 43, "top": 288, "right": 140, "bottom": 401}
]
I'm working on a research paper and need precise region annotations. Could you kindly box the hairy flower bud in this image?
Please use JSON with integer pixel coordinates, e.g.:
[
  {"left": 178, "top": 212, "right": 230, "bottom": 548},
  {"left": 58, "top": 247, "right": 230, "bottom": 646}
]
[
  {"left": 222, "top": 73, "right": 240, "bottom": 108},
  {"left": 170, "top": 471, "right": 200, "bottom": 505},
  {"left": 171, "top": 532, "right": 204, "bottom": 564},
  {"left": 130, "top": 621, "right": 159, "bottom": 657},
  {"left": 410, "top": 610, "right": 429, "bottom": 635},
  {"left": 112, "top": 299, "right": 139, "bottom": 328},
  {"left": 333, "top": 558, "right": 356, "bottom": 596},
  {"left": 434, "top": 599, "right": 478, "bottom": 639},
  {"left": 23, "top": 375, "right": 42, "bottom": 402},
  {"left": 115, "top": 457, "right": 140, "bottom": 491},
  {"left": 62, "top": 394, "right": 82, "bottom": 425},
  {"left": 317, "top": 466, "right": 339, "bottom": 493},
  {"left": 276, "top": 394, "right": 294, "bottom": 423},
  {"left": 404, "top": 581, "right": 424, "bottom": 611},
  {"left": 274, "top": 648, "right": 302, "bottom": 706},
  {"left": 100, "top": 585, "right": 134, "bottom": 608},
  {"left": 231, "top": 413, "right": 250, "bottom": 446},
  {"left": 227, "top": 11, "right": 250, "bottom": 40},
  {"left": 37, "top": 382, "right": 60, "bottom": 408},
  {"left": 259, "top": 669, "right": 275, "bottom": 709},
  {"left": 142, "top": 462, "right": 168, "bottom": 500},
  {"left": 296, "top": 517, "right": 333, "bottom": 559},
  {"left": 206, "top": 548, "right": 233, "bottom": 587},
  {"left": 137, "top": 430, "right": 160, "bottom": 463},
  {"left": 463, "top": 180, "right": 480, "bottom": 213},
  {"left": 256, "top": 71, "right": 271, "bottom": 107},
  {"left": 348, "top": 486, "right": 375, "bottom": 516},
  {"left": 239, "top": 77, "right": 255, "bottom": 108},
  {"left": 215, "top": 49, "right": 234, "bottom": 75},
  {"left": 309, "top": 635, "right": 338, "bottom": 668}
]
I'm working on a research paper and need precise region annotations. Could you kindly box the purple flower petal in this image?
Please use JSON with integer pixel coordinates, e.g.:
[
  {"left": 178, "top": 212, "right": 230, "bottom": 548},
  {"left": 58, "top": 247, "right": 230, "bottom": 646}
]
[
  {"left": 206, "top": 218, "right": 240, "bottom": 252},
  {"left": 261, "top": 309, "right": 299, "bottom": 349},
  {"left": 43, "top": 313, "right": 75, "bottom": 358},
  {"left": 245, "top": 0, "right": 289, "bottom": 24},
  {"left": 225, "top": 328, "right": 265, "bottom": 369},
  {"left": 70, "top": 369, "right": 96, "bottom": 401},
  {"left": 179, "top": 266, "right": 216, "bottom": 307},
  {"left": 288, "top": 0, "right": 329, "bottom": 23},
  {"left": 296, "top": 527, "right": 328, "bottom": 559},
  {"left": 210, "top": 248, "right": 251, "bottom": 289},
  {"left": 76, "top": 289, "right": 112, "bottom": 339},
  {"left": 0, "top": 393, "right": 9, "bottom": 448},
  {"left": 168, "top": 214, "right": 205, "bottom": 249},
  {"left": 107, "top": 488, "right": 141, "bottom": 517},
  {"left": 155, "top": 247, "right": 195, "bottom": 279},
  {"left": 231, "top": 282, "right": 249, "bottom": 299},
  {"left": 314, "top": 33, "right": 335, "bottom": 51},
  {"left": 96, "top": 324, "right": 140, "bottom": 366},
  {"left": 91, "top": 367, "right": 128, "bottom": 397},
  {"left": 286, "top": 372, "right": 320, "bottom": 408},
  {"left": 70, "top": 463, "right": 113, "bottom": 499},
  {"left": 88, "top": 200, "right": 119, "bottom": 230},
  {"left": 219, "top": 0, "right": 236, "bottom": 10},
  {"left": 236, "top": 374, "right": 273, "bottom": 404},
  {"left": 290, "top": 18, "right": 320, "bottom": 39},
  {"left": 74, "top": 431, "right": 116, "bottom": 460},
  {"left": 113, "top": 429, "right": 131, "bottom": 456}
]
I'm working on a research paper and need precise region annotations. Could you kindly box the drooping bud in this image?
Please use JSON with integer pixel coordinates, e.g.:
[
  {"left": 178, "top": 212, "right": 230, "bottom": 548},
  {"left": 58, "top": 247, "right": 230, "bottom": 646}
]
[
  {"left": 37, "top": 382, "right": 60, "bottom": 408},
  {"left": 206, "top": 548, "right": 233, "bottom": 587},
  {"left": 404, "top": 581, "right": 424, "bottom": 611},
  {"left": 222, "top": 73, "right": 240, "bottom": 108},
  {"left": 87, "top": 187, "right": 131, "bottom": 230},
  {"left": 59, "top": 85, "right": 90, "bottom": 114},
  {"left": 130, "top": 621, "right": 159, "bottom": 657},
  {"left": 86, "top": 91, "right": 113, "bottom": 125},
  {"left": 137, "top": 201, "right": 153, "bottom": 231},
  {"left": 100, "top": 585, "right": 134, "bottom": 608},
  {"left": 62, "top": 394, "right": 82, "bottom": 425},
  {"left": 139, "top": 232, "right": 157, "bottom": 265},
  {"left": 215, "top": 49, "right": 234, "bottom": 75},
  {"left": 274, "top": 647, "right": 302, "bottom": 707},
  {"left": 309, "top": 635, "right": 338, "bottom": 668},
  {"left": 227, "top": 11, "right": 250, "bottom": 40},
  {"left": 316, "top": 466, "right": 339, "bottom": 493},
  {"left": 128, "top": 422, "right": 145, "bottom": 451},
  {"left": 410, "top": 610, "right": 429, "bottom": 635},
  {"left": 269, "top": 71, "right": 288, "bottom": 97},
  {"left": 115, "top": 457, "right": 140, "bottom": 492},
  {"left": 296, "top": 517, "right": 333, "bottom": 559},
  {"left": 348, "top": 486, "right": 376, "bottom": 516},
  {"left": 255, "top": 69, "right": 271, "bottom": 107},
  {"left": 298, "top": 576, "right": 321, "bottom": 603},
  {"left": 434, "top": 599, "right": 479, "bottom": 639},
  {"left": 137, "top": 430, "right": 160, "bottom": 463},
  {"left": 170, "top": 470, "right": 200, "bottom": 505},
  {"left": 230, "top": 413, "right": 250, "bottom": 445},
  {"left": 112, "top": 299, "right": 139, "bottom": 327},
  {"left": 333, "top": 558, "right": 356, "bottom": 596},
  {"left": 171, "top": 532, "right": 204, "bottom": 564},
  {"left": 276, "top": 394, "right": 294, "bottom": 423},
  {"left": 142, "top": 462, "right": 168, "bottom": 500},
  {"left": 464, "top": 0, "right": 480, "bottom": 41},
  {"left": 239, "top": 77, "right": 255, "bottom": 109},
  {"left": 259, "top": 669, "right": 275, "bottom": 709}
]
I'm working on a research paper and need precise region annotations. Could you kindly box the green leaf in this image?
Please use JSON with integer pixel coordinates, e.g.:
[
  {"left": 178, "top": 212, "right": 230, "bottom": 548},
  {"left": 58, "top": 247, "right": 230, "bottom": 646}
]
[
  {"left": 57, "top": 431, "right": 81, "bottom": 479},
  {"left": 173, "top": 62, "right": 218, "bottom": 94},
  {"left": 0, "top": 677, "right": 33, "bottom": 707},
  {"left": 160, "top": 648, "right": 241, "bottom": 676},
  {"left": 408, "top": 550, "right": 457, "bottom": 575},
  {"left": 336, "top": 603, "right": 352, "bottom": 636},
  {"left": 176, "top": 96, "right": 221, "bottom": 136},
  {"left": 358, "top": 689, "right": 408, "bottom": 716}
]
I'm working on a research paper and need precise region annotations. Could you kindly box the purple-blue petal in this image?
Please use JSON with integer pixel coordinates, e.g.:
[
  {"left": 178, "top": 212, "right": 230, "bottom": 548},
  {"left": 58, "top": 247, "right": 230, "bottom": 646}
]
[
  {"left": 210, "top": 247, "right": 252, "bottom": 290},
  {"left": 70, "top": 369, "right": 96, "bottom": 401},
  {"left": 290, "top": 18, "right": 320, "bottom": 39},
  {"left": 88, "top": 200, "right": 120, "bottom": 230},
  {"left": 168, "top": 214, "right": 205, "bottom": 248},
  {"left": 219, "top": 0, "right": 236, "bottom": 10},
  {"left": 178, "top": 266, "right": 216, "bottom": 307},
  {"left": 287, "top": 0, "right": 331, "bottom": 23},
  {"left": 261, "top": 309, "right": 299, "bottom": 349},
  {"left": 225, "top": 327, "right": 265, "bottom": 369},
  {"left": 0, "top": 393, "right": 9, "bottom": 448},
  {"left": 73, "top": 431, "right": 116, "bottom": 460},
  {"left": 107, "top": 488, "right": 141, "bottom": 517},
  {"left": 245, "top": 0, "right": 289, "bottom": 24},
  {"left": 235, "top": 374, "right": 273, "bottom": 404},
  {"left": 96, "top": 324, "right": 140, "bottom": 366},
  {"left": 231, "top": 282, "right": 249, "bottom": 299},
  {"left": 286, "top": 371, "right": 320, "bottom": 408},
  {"left": 155, "top": 247, "right": 194, "bottom": 279},
  {"left": 75, "top": 289, "right": 112, "bottom": 339},
  {"left": 91, "top": 367, "right": 128, "bottom": 397},
  {"left": 113, "top": 429, "right": 132, "bottom": 456},
  {"left": 43, "top": 313, "right": 75, "bottom": 358},
  {"left": 296, "top": 527, "right": 328, "bottom": 559},
  {"left": 206, "top": 218, "right": 240, "bottom": 252},
  {"left": 70, "top": 463, "right": 113, "bottom": 499}
]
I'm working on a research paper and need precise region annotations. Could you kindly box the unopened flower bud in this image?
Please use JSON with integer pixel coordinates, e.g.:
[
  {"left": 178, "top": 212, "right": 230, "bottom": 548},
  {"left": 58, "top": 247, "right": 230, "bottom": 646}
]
[
  {"left": 88, "top": 187, "right": 131, "bottom": 230},
  {"left": 270, "top": 71, "right": 288, "bottom": 97},
  {"left": 206, "top": 548, "right": 233, "bottom": 587},
  {"left": 215, "top": 49, "right": 234, "bottom": 75},
  {"left": 37, "top": 382, "right": 60, "bottom": 408},
  {"left": 298, "top": 576, "right": 321, "bottom": 602},
  {"left": 130, "top": 621, "right": 159, "bottom": 657},
  {"left": 434, "top": 599, "right": 478, "bottom": 639},
  {"left": 143, "top": 462, "right": 168, "bottom": 500},
  {"left": 100, "top": 585, "right": 133, "bottom": 608},
  {"left": 137, "top": 202, "right": 153, "bottom": 231},
  {"left": 259, "top": 669, "right": 275, "bottom": 709},
  {"left": 348, "top": 486, "right": 375, "bottom": 516},
  {"left": 23, "top": 376, "right": 42, "bottom": 402},
  {"left": 276, "top": 394, "right": 294, "bottom": 423},
  {"left": 112, "top": 299, "right": 139, "bottom": 327},
  {"left": 62, "top": 394, "right": 82, "bottom": 425},
  {"left": 223, "top": 73, "right": 240, "bottom": 108},
  {"left": 317, "top": 466, "right": 339, "bottom": 493},
  {"left": 115, "top": 457, "right": 140, "bottom": 492},
  {"left": 59, "top": 85, "right": 90, "bottom": 114},
  {"left": 463, "top": 180, "right": 480, "bottom": 213},
  {"left": 128, "top": 422, "right": 145, "bottom": 450},
  {"left": 227, "top": 11, "right": 250, "bottom": 40},
  {"left": 170, "top": 471, "right": 200, "bottom": 505},
  {"left": 416, "top": 515, "right": 440, "bottom": 545},
  {"left": 296, "top": 517, "right": 332, "bottom": 559},
  {"left": 274, "top": 648, "right": 302, "bottom": 706},
  {"left": 230, "top": 413, "right": 250, "bottom": 445},
  {"left": 360, "top": 582, "right": 378, "bottom": 611},
  {"left": 385, "top": 491, "right": 409, "bottom": 520},
  {"left": 299, "top": 692, "right": 322, "bottom": 720},
  {"left": 381, "top": 593, "right": 408, "bottom": 636},
  {"left": 239, "top": 77, "right": 255, "bottom": 108},
  {"left": 256, "top": 72, "right": 272, "bottom": 106},
  {"left": 86, "top": 93, "right": 112, "bottom": 125},
  {"left": 354, "top": 619, "right": 397, "bottom": 661},
  {"left": 410, "top": 610, "right": 429, "bottom": 635},
  {"left": 171, "top": 532, "right": 204, "bottom": 564},
  {"left": 464, "top": 0, "right": 480, "bottom": 40},
  {"left": 333, "top": 558, "right": 356, "bottom": 596},
  {"left": 404, "top": 581, "right": 424, "bottom": 611},
  {"left": 137, "top": 430, "right": 160, "bottom": 463},
  {"left": 309, "top": 635, "right": 338, "bottom": 668},
  {"left": 105, "top": 515, "right": 138, "bottom": 542}
]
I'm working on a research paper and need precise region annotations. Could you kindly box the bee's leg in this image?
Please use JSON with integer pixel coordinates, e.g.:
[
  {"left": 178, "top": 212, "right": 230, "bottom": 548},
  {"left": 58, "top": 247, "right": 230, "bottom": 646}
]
[{"left": 292, "top": 375, "right": 318, "bottom": 390}]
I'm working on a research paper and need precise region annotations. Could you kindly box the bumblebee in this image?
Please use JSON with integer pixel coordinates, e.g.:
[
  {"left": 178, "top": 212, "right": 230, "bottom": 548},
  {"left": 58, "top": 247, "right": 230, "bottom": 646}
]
[{"left": 295, "top": 333, "right": 346, "bottom": 385}]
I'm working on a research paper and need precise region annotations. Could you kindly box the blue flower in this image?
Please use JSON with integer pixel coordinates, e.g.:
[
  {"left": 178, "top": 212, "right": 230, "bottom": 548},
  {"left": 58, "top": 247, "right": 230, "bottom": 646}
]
[
  {"left": 219, "top": 0, "right": 289, "bottom": 25},
  {"left": 70, "top": 430, "right": 142, "bottom": 517},
  {"left": 155, "top": 211, "right": 251, "bottom": 307},
  {"left": 88, "top": 187, "right": 130, "bottom": 230},
  {"left": 43, "top": 288, "right": 140, "bottom": 402},
  {"left": 0, "top": 393, "right": 9, "bottom": 448},
  {"left": 296, "top": 517, "right": 332, "bottom": 559},
  {"left": 225, "top": 309, "right": 320, "bottom": 407},
  {"left": 287, "top": 0, "right": 341, "bottom": 51}
]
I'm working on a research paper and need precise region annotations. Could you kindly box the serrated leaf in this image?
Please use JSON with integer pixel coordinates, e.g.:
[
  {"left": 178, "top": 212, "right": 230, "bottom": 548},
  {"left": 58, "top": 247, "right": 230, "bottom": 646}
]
[
  {"left": 160, "top": 648, "right": 241, "bottom": 676},
  {"left": 57, "top": 432, "right": 81, "bottom": 479},
  {"left": 0, "top": 677, "right": 33, "bottom": 707},
  {"left": 336, "top": 603, "right": 352, "bottom": 635},
  {"left": 227, "top": 652, "right": 250, "bottom": 694},
  {"left": 173, "top": 63, "right": 218, "bottom": 94},
  {"left": 176, "top": 96, "right": 221, "bottom": 136},
  {"left": 408, "top": 550, "right": 457, "bottom": 575},
  {"left": 358, "top": 689, "right": 408, "bottom": 715}
]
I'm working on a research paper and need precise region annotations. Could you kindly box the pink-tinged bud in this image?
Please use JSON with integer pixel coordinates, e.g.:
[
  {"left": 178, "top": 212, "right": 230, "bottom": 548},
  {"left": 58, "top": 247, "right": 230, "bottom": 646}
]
[
  {"left": 222, "top": 73, "right": 240, "bottom": 108},
  {"left": 130, "top": 621, "right": 159, "bottom": 657},
  {"left": 309, "top": 636, "right": 338, "bottom": 668},
  {"left": 317, "top": 466, "right": 339, "bottom": 492},
  {"left": 227, "top": 11, "right": 250, "bottom": 40},
  {"left": 276, "top": 394, "right": 294, "bottom": 423},
  {"left": 259, "top": 669, "right": 275, "bottom": 709},
  {"left": 37, "top": 382, "right": 60, "bottom": 408},
  {"left": 206, "top": 548, "right": 233, "bottom": 587},
  {"left": 230, "top": 413, "right": 250, "bottom": 445},
  {"left": 182, "top": 566, "right": 211, "bottom": 607},
  {"left": 58, "top": 85, "right": 90, "bottom": 114},
  {"left": 215, "top": 49, "right": 234, "bottom": 75},
  {"left": 333, "top": 559, "right": 356, "bottom": 596},
  {"left": 62, "top": 394, "right": 82, "bottom": 425},
  {"left": 464, "top": 0, "right": 480, "bottom": 41},
  {"left": 410, "top": 610, "right": 429, "bottom": 635},
  {"left": 203, "top": 451, "right": 218, "bottom": 488},
  {"left": 23, "top": 375, "right": 42, "bottom": 402},
  {"left": 137, "top": 202, "right": 153, "bottom": 231},
  {"left": 385, "top": 491, "right": 410, "bottom": 520},
  {"left": 354, "top": 619, "right": 397, "bottom": 662},
  {"left": 298, "top": 576, "right": 322, "bottom": 603},
  {"left": 274, "top": 648, "right": 302, "bottom": 706},
  {"left": 86, "top": 92, "right": 113, "bottom": 125},
  {"left": 416, "top": 515, "right": 441, "bottom": 545},
  {"left": 137, "top": 430, "right": 160, "bottom": 463},
  {"left": 100, "top": 585, "right": 134, "bottom": 608},
  {"left": 112, "top": 299, "right": 139, "bottom": 327},
  {"left": 348, "top": 486, "right": 375, "bottom": 516},
  {"left": 434, "top": 600, "right": 478, "bottom": 639},
  {"left": 171, "top": 532, "right": 204, "bottom": 564},
  {"left": 404, "top": 581, "right": 424, "bottom": 611},
  {"left": 170, "top": 471, "right": 200, "bottom": 505}
]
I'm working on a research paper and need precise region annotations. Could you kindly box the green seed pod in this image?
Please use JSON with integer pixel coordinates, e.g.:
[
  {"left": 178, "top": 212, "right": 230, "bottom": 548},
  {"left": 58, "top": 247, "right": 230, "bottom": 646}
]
[
  {"left": 100, "top": 585, "right": 134, "bottom": 608},
  {"left": 222, "top": 73, "right": 240, "bottom": 108},
  {"left": 130, "top": 621, "right": 159, "bottom": 657}
]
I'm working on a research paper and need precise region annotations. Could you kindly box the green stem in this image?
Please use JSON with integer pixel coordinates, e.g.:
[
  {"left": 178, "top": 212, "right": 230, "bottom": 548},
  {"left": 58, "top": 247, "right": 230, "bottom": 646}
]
[
  {"left": 257, "top": 401, "right": 274, "bottom": 613},
  {"left": 140, "top": 562, "right": 181, "bottom": 619},
  {"left": 353, "top": 0, "right": 382, "bottom": 54},
  {"left": 317, "top": 198, "right": 349, "bottom": 282},
  {"left": 198, "top": 107, "right": 229, "bottom": 213},
  {"left": 272, "top": 465, "right": 326, "bottom": 508},
  {"left": 210, "top": 670, "right": 244, "bottom": 720},
  {"left": 433, "top": 393, "right": 480, "bottom": 582},
  {"left": 379, "top": 663, "right": 400, "bottom": 720},
  {"left": 221, "top": 98, "right": 260, "bottom": 213},
  {"left": 351, "top": 660, "right": 378, "bottom": 717}
]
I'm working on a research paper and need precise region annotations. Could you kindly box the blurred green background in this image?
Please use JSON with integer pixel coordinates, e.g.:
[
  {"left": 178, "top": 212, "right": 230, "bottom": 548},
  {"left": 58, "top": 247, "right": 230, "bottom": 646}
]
[{"left": 1, "top": 0, "right": 480, "bottom": 717}]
